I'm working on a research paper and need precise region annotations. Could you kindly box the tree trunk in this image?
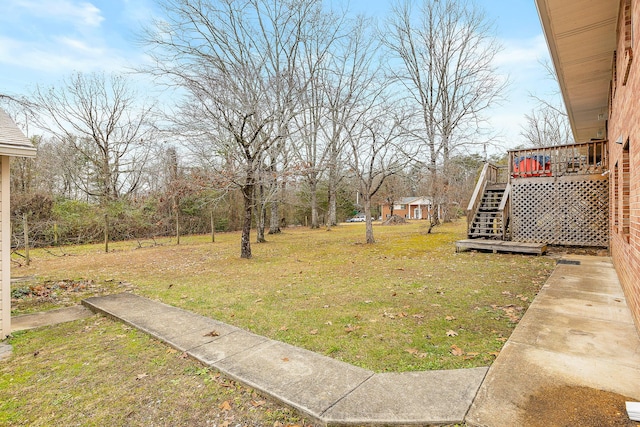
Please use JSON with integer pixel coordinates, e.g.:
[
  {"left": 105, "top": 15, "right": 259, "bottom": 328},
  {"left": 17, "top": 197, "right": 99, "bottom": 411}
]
[
  {"left": 104, "top": 213, "right": 109, "bottom": 253},
  {"left": 175, "top": 202, "right": 180, "bottom": 245},
  {"left": 364, "top": 196, "right": 375, "bottom": 244},
  {"left": 23, "top": 213, "right": 30, "bottom": 266},
  {"left": 240, "top": 181, "right": 254, "bottom": 259},
  {"left": 210, "top": 210, "right": 215, "bottom": 243},
  {"left": 327, "top": 156, "right": 338, "bottom": 227},
  {"left": 268, "top": 199, "right": 281, "bottom": 234},
  {"left": 310, "top": 180, "right": 319, "bottom": 229},
  {"left": 256, "top": 184, "right": 266, "bottom": 243}
]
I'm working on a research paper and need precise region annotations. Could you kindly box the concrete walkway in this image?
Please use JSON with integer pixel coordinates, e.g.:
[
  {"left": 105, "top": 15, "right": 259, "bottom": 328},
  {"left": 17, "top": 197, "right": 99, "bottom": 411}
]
[
  {"left": 3, "top": 254, "right": 640, "bottom": 425},
  {"left": 467, "top": 255, "right": 640, "bottom": 426},
  {"left": 11, "top": 305, "right": 93, "bottom": 332},
  {"left": 82, "top": 292, "right": 487, "bottom": 425}
]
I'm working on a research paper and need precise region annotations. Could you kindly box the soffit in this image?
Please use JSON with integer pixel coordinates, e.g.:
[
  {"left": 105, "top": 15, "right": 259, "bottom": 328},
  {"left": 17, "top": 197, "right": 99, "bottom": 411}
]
[{"left": 535, "top": 0, "right": 619, "bottom": 141}]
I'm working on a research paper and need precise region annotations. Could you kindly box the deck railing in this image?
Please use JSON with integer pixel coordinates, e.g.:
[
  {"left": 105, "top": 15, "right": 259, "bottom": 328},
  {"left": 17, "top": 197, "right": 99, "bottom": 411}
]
[{"left": 508, "top": 140, "right": 608, "bottom": 179}]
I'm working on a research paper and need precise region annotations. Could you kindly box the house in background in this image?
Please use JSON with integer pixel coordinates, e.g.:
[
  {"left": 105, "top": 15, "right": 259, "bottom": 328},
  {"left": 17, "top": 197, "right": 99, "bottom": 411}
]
[
  {"left": 0, "top": 109, "right": 37, "bottom": 339},
  {"left": 380, "top": 197, "right": 439, "bottom": 220},
  {"left": 535, "top": 0, "right": 640, "bottom": 334}
]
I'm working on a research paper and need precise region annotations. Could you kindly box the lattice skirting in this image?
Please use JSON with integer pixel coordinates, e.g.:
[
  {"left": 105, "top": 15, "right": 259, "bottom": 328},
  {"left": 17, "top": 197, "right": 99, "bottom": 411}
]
[{"left": 511, "top": 176, "right": 609, "bottom": 247}]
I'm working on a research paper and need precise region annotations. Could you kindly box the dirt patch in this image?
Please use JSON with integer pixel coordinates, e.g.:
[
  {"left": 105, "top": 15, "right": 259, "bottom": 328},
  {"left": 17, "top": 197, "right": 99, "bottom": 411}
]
[
  {"left": 11, "top": 279, "right": 132, "bottom": 315},
  {"left": 546, "top": 246, "right": 609, "bottom": 257},
  {"left": 522, "top": 385, "right": 637, "bottom": 427},
  {"left": 382, "top": 214, "right": 408, "bottom": 225}
]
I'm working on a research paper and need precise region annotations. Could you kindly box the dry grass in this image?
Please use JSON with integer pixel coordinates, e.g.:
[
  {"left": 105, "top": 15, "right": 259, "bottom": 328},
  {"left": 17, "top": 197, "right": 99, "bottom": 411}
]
[
  {"left": 1, "top": 317, "right": 306, "bottom": 426},
  {"left": 3, "top": 220, "right": 555, "bottom": 425},
  {"left": 11, "top": 219, "right": 555, "bottom": 372}
]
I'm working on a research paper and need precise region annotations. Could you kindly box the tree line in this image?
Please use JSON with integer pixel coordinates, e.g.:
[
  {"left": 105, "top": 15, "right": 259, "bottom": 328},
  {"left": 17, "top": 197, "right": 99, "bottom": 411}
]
[{"left": 4, "top": 0, "right": 508, "bottom": 258}]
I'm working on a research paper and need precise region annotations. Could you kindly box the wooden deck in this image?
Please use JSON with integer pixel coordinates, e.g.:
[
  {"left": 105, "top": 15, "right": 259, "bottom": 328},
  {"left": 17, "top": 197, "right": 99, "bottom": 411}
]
[{"left": 455, "top": 239, "right": 547, "bottom": 255}]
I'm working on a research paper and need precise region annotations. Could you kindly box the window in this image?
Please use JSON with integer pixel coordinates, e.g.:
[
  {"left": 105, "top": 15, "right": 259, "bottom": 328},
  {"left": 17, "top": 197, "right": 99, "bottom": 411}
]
[
  {"left": 614, "top": 161, "right": 619, "bottom": 231},
  {"left": 623, "top": 0, "right": 634, "bottom": 85},
  {"left": 622, "top": 139, "right": 630, "bottom": 237},
  {"left": 625, "top": 0, "right": 633, "bottom": 50}
]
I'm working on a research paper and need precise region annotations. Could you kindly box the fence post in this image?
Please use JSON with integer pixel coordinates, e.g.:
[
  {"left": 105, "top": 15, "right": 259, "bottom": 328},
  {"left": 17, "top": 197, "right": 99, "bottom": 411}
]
[{"left": 23, "top": 213, "right": 30, "bottom": 266}]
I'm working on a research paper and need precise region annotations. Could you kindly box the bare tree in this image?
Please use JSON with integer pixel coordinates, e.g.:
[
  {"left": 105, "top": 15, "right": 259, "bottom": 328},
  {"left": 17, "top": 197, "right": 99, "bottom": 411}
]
[
  {"left": 143, "top": 0, "right": 324, "bottom": 258},
  {"left": 347, "top": 97, "right": 413, "bottom": 243},
  {"left": 386, "top": 0, "right": 506, "bottom": 222},
  {"left": 521, "top": 60, "right": 573, "bottom": 147},
  {"left": 323, "top": 16, "right": 381, "bottom": 228},
  {"left": 521, "top": 107, "right": 572, "bottom": 147},
  {"left": 32, "top": 72, "right": 156, "bottom": 251}
]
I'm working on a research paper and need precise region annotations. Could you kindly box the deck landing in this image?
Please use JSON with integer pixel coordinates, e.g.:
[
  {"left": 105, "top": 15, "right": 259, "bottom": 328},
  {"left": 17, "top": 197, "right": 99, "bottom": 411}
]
[{"left": 456, "top": 239, "right": 547, "bottom": 255}]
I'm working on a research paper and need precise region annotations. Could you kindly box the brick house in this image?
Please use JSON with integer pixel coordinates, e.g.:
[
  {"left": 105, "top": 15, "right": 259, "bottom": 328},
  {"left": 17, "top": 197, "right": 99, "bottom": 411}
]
[
  {"left": 0, "top": 109, "right": 37, "bottom": 339},
  {"left": 535, "top": 0, "right": 640, "bottom": 334},
  {"left": 380, "top": 197, "right": 438, "bottom": 220}
]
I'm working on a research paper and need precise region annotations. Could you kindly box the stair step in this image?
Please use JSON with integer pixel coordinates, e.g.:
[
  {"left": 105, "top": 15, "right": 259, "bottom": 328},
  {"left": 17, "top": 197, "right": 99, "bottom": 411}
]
[{"left": 469, "top": 233, "right": 503, "bottom": 238}]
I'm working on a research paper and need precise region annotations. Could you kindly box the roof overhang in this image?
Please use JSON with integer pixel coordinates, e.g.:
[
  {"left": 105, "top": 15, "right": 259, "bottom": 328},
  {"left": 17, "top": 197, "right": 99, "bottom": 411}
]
[
  {"left": 535, "top": 0, "right": 619, "bottom": 142},
  {"left": 0, "top": 109, "right": 37, "bottom": 158},
  {"left": 0, "top": 143, "right": 37, "bottom": 158}
]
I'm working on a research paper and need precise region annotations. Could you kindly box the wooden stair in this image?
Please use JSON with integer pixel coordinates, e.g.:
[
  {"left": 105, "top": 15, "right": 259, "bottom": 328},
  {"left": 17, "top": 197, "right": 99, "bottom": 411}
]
[{"left": 468, "top": 185, "right": 506, "bottom": 239}]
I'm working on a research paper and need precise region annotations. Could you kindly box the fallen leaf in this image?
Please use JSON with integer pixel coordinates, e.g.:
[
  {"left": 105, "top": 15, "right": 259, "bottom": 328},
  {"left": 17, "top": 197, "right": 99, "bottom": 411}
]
[
  {"left": 450, "top": 345, "right": 464, "bottom": 356},
  {"left": 345, "top": 325, "right": 360, "bottom": 333},
  {"left": 279, "top": 325, "right": 288, "bottom": 331},
  {"left": 219, "top": 400, "right": 232, "bottom": 411},
  {"left": 254, "top": 298, "right": 263, "bottom": 303},
  {"left": 309, "top": 329, "right": 318, "bottom": 335},
  {"left": 204, "top": 330, "right": 220, "bottom": 337},
  {"left": 446, "top": 330, "right": 458, "bottom": 337},
  {"left": 136, "top": 373, "right": 149, "bottom": 380},
  {"left": 489, "top": 351, "right": 501, "bottom": 358},
  {"left": 464, "top": 352, "right": 480, "bottom": 360},
  {"left": 325, "top": 321, "right": 333, "bottom": 326},
  {"left": 281, "top": 357, "right": 290, "bottom": 362},
  {"left": 445, "top": 315, "right": 456, "bottom": 321},
  {"left": 412, "top": 314, "right": 425, "bottom": 319},
  {"left": 251, "top": 400, "right": 267, "bottom": 407},
  {"left": 405, "top": 348, "right": 419, "bottom": 355}
]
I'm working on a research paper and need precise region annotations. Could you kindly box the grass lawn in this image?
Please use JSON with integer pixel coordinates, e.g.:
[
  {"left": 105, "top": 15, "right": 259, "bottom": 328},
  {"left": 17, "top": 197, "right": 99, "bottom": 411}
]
[
  {"left": 2, "top": 219, "right": 555, "bottom": 425},
  {"left": 8, "top": 219, "right": 554, "bottom": 372}
]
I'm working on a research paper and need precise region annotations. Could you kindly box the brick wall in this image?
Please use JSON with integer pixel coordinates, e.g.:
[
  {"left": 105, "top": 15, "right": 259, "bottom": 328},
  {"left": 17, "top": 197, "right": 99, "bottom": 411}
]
[
  {"left": 608, "top": 0, "right": 640, "bottom": 333},
  {"left": 381, "top": 205, "right": 409, "bottom": 219}
]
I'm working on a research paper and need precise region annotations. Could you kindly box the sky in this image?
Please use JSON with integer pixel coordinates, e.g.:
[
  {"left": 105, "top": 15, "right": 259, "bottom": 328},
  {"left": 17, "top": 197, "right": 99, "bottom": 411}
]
[{"left": 0, "top": 0, "right": 560, "bottom": 152}]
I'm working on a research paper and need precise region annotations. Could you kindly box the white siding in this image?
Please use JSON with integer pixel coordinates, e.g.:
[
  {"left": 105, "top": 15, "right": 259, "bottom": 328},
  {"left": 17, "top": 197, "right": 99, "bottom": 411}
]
[{"left": 0, "top": 157, "right": 7, "bottom": 339}]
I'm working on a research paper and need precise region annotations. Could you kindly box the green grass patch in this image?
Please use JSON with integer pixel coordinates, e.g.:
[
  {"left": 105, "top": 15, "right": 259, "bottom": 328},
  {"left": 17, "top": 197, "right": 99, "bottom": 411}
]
[
  {"left": 1, "top": 316, "right": 305, "bottom": 426},
  {"left": 12, "top": 220, "right": 555, "bottom": 372}
]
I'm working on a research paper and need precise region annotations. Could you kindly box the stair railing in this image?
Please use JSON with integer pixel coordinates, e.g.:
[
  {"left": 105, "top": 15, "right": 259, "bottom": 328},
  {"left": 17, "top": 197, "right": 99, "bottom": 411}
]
[
  {"left": 467, "top": 163, "right": 508, "bottom": 238},
  {"left": 467, "top": 163, "right": 490, "bottom": 236},
  {"left": 498, "top": 183, "right": 511, "bottom": 240}
]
